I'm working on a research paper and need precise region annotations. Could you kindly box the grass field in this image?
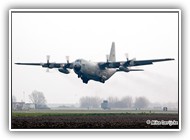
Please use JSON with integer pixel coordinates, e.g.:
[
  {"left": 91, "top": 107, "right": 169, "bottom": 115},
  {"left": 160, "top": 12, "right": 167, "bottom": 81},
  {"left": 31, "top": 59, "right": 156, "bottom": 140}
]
[
  {"left": 11, "top": 109, "right": 179, "bottom": 129},
  {"left": 12, "top": 108, "right": 178, "bottom": 114}
]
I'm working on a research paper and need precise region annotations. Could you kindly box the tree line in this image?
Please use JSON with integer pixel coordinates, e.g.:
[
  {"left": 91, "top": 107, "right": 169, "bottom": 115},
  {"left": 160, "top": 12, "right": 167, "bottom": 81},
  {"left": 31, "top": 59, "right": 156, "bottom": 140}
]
[
  {"left": 80, "top": 96, "right": 150, "bottom": 109},
  {"left": 13, "top": 90, "right": 150, "bottom": 109},
  {"left": 12, "top": 90, "right": 49, "bottom": 109}
]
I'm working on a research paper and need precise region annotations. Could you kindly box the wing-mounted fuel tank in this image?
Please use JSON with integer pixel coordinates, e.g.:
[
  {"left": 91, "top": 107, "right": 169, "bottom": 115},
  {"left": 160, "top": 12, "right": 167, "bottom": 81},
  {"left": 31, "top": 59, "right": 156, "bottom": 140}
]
[
  {"left": 118, "top": 66, "right": 144, "bottom": 72},
  {"left": 58, "top": 68, "right": 70, "bottom": 74},
  {"left": 118, "top": 66, "right": 130, "bottom": 72}
]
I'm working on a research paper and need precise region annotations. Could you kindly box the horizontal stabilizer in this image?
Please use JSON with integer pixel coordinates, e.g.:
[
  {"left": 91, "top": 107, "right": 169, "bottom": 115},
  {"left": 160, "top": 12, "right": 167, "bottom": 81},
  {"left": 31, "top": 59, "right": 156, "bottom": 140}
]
[{"left": 128, "top": 69, "right": 144, "bottom": 71}]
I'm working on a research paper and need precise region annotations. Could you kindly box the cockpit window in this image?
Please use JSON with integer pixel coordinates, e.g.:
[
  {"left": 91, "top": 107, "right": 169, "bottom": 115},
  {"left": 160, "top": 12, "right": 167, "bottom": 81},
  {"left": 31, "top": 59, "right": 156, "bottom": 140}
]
[{"left": 75, "top": 59, "right": 81, "bottom": 63}]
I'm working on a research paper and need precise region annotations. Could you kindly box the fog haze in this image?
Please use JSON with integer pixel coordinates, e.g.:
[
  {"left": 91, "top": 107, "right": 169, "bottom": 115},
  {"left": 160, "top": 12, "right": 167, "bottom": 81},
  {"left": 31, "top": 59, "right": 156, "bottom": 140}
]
[{"left": 11, "top": 11, "right": 179, "bottom": 105}]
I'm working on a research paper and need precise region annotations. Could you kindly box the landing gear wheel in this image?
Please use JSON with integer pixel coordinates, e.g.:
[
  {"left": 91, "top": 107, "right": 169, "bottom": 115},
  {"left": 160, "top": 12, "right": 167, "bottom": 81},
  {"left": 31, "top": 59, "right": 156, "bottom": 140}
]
[
  {"left": 81, "top": 77, "right": 89, "bottom": 84},
  {"left": 100, "top": 78, "right": 105, "bottom": 83}
]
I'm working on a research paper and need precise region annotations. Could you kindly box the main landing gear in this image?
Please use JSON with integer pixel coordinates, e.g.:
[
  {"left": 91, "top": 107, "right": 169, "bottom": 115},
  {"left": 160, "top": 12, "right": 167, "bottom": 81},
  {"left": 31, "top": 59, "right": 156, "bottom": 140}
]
[
  {"left": 100, "top": 78, "right": 105, "bottom": 83},
  {"left": 82, "top": 77, "right": 89, "bottom": 84}
]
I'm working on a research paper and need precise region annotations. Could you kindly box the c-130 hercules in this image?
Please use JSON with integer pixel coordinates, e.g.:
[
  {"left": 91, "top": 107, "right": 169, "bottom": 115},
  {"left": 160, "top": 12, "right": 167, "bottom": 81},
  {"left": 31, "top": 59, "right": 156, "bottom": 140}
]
[{"left": 15, "top": 42, "right": 174, "bottom": 84}]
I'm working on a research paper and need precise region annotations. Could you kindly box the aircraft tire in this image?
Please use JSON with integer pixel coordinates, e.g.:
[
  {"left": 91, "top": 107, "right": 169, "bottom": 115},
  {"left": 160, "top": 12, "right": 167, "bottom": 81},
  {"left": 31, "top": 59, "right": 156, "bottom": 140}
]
[
  {"left": 81, "top": 77, "right": 88, "bottom": 84},
  {"left": 100, "top": 78, "right": 105, "bottom": 83}
]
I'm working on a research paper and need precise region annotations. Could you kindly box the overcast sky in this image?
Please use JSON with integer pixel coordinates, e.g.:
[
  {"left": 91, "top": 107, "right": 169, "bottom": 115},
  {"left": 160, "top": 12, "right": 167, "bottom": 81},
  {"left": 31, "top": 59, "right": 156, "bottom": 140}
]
[{"left": 11, "top": 10, "right": 179, "bottom": 105}]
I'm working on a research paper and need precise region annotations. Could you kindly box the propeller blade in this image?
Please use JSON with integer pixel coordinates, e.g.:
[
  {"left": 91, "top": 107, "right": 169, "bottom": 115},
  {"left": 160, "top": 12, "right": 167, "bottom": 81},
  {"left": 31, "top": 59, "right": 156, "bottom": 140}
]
[
  {"left": 46, "top": 55, "right": 50, "bottom": 63},
  {"left": 46, "top": 68, "right": 49, "bottom": 72},
  {"left": 129, "top": 58, "right": 136, "bottom": 66},
  {"left": 66, "top": 56, "right": 69, "bottom": 63},
  {"left": 125, "top": 53, "right": 129, "bottom": 61},
  {"left": 132, "top": 58, "right": 136, "bottom": 61},
  {"left": 106, "top": 54, "right": 109, "bottom": 62}
]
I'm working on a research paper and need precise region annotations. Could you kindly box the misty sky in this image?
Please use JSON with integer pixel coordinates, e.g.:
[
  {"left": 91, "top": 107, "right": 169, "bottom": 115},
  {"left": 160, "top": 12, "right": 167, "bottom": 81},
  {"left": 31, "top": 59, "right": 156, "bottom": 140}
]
[{"left": 11, "top": 10, "right": 179, "bottom": 105}]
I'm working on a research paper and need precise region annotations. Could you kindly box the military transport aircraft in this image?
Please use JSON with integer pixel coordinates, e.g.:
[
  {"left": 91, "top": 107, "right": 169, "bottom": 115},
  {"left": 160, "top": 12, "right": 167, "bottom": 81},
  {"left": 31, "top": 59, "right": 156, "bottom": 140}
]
[{"left": 15, "top": 42, "right": 174, "bottom": 84}]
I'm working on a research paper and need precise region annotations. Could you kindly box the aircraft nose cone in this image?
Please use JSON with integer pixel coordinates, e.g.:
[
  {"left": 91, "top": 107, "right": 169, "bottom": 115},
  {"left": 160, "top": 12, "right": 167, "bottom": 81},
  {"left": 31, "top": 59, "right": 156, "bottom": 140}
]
[{"left": 74, "top": 64, "right": 81, "bottom": 72}]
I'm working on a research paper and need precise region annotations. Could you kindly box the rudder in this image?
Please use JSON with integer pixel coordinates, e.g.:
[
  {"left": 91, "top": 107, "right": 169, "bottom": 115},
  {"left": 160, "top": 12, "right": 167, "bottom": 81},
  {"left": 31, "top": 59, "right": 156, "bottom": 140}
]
[{"left": 109, "top": 42, "right": 116, "bottom": 62}]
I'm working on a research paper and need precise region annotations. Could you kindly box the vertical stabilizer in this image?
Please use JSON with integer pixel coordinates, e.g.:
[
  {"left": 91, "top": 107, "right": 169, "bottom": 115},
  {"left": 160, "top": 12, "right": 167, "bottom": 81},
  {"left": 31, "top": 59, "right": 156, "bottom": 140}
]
[{"left": 109, "top": 42, "right": 116, "bottom": 62}]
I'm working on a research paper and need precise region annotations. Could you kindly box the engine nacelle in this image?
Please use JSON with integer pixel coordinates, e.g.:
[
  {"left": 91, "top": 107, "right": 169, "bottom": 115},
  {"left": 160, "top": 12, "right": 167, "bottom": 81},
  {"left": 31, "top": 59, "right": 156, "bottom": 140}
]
[
  {"left": 58, "top": 68, "right": 70, "bottom": 74},
  {"left": 119, "top": 66, "right": 130, "bottom": 72},
  {"left": 48, "top": 64, "right": 55, "bottom": 69},
  {"left": 42, "top": 63, "right": 54, "bottom": 69}
]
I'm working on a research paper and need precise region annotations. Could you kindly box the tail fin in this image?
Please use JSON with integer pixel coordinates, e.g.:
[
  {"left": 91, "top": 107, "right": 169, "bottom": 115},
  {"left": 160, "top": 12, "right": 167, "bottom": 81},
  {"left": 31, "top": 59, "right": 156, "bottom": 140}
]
[{"left": 109, "top": 42, "right": 116, "bottom": 62}]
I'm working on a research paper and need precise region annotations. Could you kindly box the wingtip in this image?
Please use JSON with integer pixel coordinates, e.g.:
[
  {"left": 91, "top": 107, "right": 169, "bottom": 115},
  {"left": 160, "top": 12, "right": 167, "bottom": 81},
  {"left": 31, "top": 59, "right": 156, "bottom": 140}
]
[
  {"left": 166, "top": 58, "right": 175, "bottom": 61},
  {"left": 15, "top": 63, "right": 23, "bottom": 65}
]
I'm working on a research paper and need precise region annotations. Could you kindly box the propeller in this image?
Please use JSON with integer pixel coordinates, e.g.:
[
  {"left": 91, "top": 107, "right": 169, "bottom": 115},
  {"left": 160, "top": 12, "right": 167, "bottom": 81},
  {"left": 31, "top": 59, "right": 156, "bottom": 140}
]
[
  {"left": 46, "top": 55, "right": 50, "bottom": 64},
  {"left": 125, "top": 53, "right": 129, "bottom": 61},
  {"left": 124, "top": 53, "right": 136, "bottom": 62},
  {"left": 46, "top": 55, "right": 50, "bottom": 72},
  {"left": 66, "top": 56, "right": 69, "bottom": 63},
  {"left": 106, "top": 54, "right": 109, "bottom": 62},
  {"left": 132, "top": 58, "right": 136, "bottom": 61},
  {"left": 46, "top": 68, "right": 49, "bottom": 72},
  {"left": 46, "top": 55, "right": 55, "bottom": 72},
  {"left": 129, "top": 58, "right": 136, "bottom": 66}
]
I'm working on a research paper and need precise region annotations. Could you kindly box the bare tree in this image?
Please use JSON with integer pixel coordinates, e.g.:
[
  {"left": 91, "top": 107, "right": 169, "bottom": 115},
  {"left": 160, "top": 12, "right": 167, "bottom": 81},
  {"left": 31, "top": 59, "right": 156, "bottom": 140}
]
[
  {"left": 108, "top": 96, "right": 119, "bottom": 108},
  {"left": 120, "top": 96, "right": 133, "bottom": 108},
  {"left": 80, "top": 96, "right": 89, "bottom": 108},
  {"left": 80, "top": 96, "right": 101, "bottom": 108},
  {"left": 108, "top": 96, "right": 133, "bottom": 108},
  {"left": 134, "top": 96, "right": 149, "bottom": 109},
  {"left": 29, "top": 90, "right": 47, "bottom": 109}
]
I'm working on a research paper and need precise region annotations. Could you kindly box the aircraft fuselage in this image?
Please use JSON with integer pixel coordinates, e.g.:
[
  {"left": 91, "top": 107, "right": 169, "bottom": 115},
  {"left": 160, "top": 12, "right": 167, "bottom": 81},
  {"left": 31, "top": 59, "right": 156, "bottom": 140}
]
[{"left": 73, "top": 59, "right": 116, "bottom": 83}]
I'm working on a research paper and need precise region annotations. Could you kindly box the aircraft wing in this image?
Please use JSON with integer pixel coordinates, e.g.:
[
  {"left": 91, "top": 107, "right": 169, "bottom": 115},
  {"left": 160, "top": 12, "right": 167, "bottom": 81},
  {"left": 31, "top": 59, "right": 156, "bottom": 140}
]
[
  {"left": 122, "top": 58, "right": 175, "bottom": 67},
  {"left": 15, "top": 63, "right": 43, "bottom": 66},
  {"left": 98, "top": 58, "right": 174, "bottom": 69},
  {"left": 15, "top": 55, "right": 74, "bottom": 69},
  {"left": 15, "top": 62, "right": 73, "bottom": 69}
]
